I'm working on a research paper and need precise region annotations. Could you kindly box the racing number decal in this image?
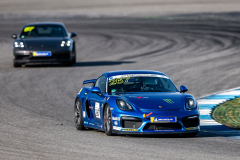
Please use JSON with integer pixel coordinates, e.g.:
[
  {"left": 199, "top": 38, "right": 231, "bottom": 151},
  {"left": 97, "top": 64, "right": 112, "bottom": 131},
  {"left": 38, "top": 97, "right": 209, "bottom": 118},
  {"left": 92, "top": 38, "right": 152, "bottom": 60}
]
[
  {"left": 95, "top": 102, "right": 100, "bottom": 118},
  {"left": 109, "top": 77, "right": 130, "bottom": 86}
]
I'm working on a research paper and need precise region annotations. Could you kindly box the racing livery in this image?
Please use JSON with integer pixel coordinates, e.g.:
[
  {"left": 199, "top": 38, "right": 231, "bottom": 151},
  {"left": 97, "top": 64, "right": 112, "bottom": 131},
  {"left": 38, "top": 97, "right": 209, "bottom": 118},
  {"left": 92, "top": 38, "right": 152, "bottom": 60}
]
[
  {"left": 11, "top": 22, "right": 77, "bottom": 67},
  {"left": 74, "top": 70, "right": 200, "bottom": 136}
]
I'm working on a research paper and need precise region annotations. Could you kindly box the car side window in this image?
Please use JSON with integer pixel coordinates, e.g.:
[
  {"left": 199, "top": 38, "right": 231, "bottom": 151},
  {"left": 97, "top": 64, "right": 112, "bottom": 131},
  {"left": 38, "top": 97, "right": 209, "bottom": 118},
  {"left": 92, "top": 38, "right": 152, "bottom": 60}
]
[{"left": 94, "top": 76, "right": 107, "bottom": 93}]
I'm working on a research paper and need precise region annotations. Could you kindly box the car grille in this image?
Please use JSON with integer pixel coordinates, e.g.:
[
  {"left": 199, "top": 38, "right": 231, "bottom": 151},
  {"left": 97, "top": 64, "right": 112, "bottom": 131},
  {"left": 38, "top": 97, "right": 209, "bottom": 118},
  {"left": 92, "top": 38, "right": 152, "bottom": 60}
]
[
  {"left": 182, "top": 116, "right": 199, "bottom": 127},
  {"left": 143, "top": 123, "right": 182, "bottom": 130},
  {"left": 121, "top": 117, "right": 142, "bottom": 128}
]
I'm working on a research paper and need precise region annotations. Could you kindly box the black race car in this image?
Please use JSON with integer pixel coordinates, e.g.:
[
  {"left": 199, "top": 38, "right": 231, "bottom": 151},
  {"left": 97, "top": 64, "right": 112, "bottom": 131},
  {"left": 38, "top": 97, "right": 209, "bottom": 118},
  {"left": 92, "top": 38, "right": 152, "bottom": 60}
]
[{"left": 11, "top": 22, "right": 77, "bottom": 67}]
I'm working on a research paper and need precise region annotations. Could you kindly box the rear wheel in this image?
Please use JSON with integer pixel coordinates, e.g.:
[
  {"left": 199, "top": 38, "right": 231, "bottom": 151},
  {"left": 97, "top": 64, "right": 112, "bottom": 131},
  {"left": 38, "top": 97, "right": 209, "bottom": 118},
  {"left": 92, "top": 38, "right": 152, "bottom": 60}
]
[
  {"left": 104, "top": 104, "right": 113, "bottom": 136},
  {"left": 74, "top": 99, "right": 85, "bottom": 130}
]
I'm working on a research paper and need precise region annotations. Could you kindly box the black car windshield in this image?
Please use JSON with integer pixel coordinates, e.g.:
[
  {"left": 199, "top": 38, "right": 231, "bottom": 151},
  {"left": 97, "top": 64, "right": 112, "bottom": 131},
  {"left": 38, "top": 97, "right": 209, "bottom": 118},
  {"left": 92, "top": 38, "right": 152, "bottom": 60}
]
[
  {"left": 20, "top": 25, "right": 67, "bottom": 38},
  {"left": 108, "top": 74, "right": 178, "bottom": 94}
]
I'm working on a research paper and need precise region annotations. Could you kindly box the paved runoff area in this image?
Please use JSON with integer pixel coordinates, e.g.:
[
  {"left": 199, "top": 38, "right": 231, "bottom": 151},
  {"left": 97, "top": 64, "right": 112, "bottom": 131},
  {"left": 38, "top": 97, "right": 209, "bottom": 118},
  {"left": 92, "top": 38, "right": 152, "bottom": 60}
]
[{"left": 198, "top": 87, "right": 240, "bottom": 140}]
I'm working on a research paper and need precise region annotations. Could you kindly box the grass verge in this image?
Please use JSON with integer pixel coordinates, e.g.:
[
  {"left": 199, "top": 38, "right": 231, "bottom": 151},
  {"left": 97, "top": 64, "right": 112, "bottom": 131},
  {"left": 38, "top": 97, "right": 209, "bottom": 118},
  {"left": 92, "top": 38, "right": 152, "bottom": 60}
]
[{"left": 212, "top": 97, "right": 240, "bottom": 129}]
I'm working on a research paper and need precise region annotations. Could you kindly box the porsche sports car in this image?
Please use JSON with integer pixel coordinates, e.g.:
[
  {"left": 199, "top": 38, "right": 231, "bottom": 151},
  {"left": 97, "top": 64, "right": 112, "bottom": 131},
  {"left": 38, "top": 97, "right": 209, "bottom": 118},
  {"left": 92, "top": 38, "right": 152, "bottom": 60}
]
[
  {"left": 11, "top": 22, "right": 77, "bottom": 67},
  {"left": 74, "top": 70, "right": 200, "bottom": 136}
]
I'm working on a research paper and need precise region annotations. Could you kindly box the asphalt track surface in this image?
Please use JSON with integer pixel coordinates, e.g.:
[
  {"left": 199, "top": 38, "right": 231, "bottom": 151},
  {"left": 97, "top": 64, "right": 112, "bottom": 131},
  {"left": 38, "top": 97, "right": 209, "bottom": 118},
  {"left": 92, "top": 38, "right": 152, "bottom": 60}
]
[{"left": 1, "top": 16, "right": 240, "bottom": 159}]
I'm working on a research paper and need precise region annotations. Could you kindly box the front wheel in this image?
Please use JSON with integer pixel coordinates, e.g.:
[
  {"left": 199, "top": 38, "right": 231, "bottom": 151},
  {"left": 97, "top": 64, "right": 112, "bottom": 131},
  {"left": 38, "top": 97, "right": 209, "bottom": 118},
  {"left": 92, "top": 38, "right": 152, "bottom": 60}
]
[
  {"left": 104, "top": 104, "right": 113, "bottom": 136},
  {"left": 74, "top": 99, "right": 85, "bottom": 130}
]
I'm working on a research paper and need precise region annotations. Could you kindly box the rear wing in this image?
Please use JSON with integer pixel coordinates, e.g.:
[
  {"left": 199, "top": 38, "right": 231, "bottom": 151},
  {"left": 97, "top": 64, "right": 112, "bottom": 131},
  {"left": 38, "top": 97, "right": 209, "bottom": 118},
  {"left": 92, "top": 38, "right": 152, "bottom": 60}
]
[{"left": 83, "top": 79, "right": 97, "bottom": 85}]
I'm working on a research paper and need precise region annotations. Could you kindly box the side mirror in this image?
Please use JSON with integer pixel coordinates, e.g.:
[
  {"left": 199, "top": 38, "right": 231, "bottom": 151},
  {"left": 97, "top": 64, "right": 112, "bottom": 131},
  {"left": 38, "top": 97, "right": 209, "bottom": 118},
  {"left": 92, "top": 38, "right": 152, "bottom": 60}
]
[
  {"left": 71, "top": 32, "right": 77, "bottom": 38},
  {"left": 180, "top": 85, "right": 188, "bottom": 93},
  {"left": 91, "top": 87, "right": 101, "bottom": 94},
  {"left": 11, "top": 34, "right": 17, "bottom": 39}
]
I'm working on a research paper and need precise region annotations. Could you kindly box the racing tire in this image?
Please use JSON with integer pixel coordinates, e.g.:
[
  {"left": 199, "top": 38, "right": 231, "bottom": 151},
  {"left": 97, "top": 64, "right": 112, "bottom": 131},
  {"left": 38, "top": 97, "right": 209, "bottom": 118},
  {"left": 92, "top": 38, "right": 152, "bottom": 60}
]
[
  {"left": 104, "top": 104, "right": 113, "bottom": 136},
  {"left": 183, "top": 132, "right": 199, "bottom": 137},
  {"left": 72, "top": 49, "right": 76, "bottom": 64},
  {"left": 74, "top": 99, "right": 85, "bottom": 130},
  {"left": 13, "top": 62, "right": 21, "bottom": 68}
]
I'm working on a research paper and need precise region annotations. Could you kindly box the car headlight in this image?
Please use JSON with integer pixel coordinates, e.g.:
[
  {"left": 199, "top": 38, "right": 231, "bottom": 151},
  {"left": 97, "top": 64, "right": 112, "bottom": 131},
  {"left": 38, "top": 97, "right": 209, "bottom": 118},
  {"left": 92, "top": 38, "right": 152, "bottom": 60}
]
[
  {"left": 116, "top": 99, "right": 133, "bottom": 111},
  {"left": 14, "top": 42, "right": 24, "bottom": 48},
  {"left": 61, "top": 40, "right": 71, "bottom": 47},
  {"left": 185, "top": 97, "right": 197, "bottom": 110}
]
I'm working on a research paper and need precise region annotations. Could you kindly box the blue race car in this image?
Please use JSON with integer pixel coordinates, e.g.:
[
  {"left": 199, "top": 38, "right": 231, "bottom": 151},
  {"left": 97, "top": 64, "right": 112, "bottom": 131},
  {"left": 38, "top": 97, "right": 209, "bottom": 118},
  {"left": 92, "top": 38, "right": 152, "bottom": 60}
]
[{"left": 74, "top": 70, "right": 200, "bottom": 136}]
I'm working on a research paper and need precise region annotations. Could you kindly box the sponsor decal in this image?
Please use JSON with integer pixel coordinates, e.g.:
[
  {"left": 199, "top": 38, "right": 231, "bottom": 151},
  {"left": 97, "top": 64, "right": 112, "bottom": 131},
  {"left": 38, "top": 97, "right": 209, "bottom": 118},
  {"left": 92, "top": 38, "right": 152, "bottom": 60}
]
[
  {"left": 150, "top": 117, "right": 177, "bottom": 123},
  {"left": 95, "top": 102, "right": 100, "bottom": 118},
  {"left": 33, "top": 51, "right": 51, "bottom": 57},
  {"left": 24, "top": 26, "right": 35, "bottom": 32},
  {"left": 163, "top": 99, "right": 174, "bottom": 104},
  {"left": 84, "top": 121, "right": 88, "bottom": 124},
  {"left": 111, "top": 89, "right": 116, "bottom": 93},
  {"left": 107, "top": 97, "right": 110, "bottom": 100},
  {"left": 146, "top": 112, "right": 152, "bottom": 117},
  {"left": 78, "top": 88, "right": 83, "bottom": 94},
  {"left": 113, "top": 126, "right": 122, "bottom": 131},
  {"left": 130, "top": 96, "right": 148, "bottom": 99},
  {"left": 83, "top": 111, "right": 86, "bottom": 118},
  {"left": 101, "top": 125, "right": 102, "bottom": 128},
  {"left": 143, "top": 112, "right": 153, "bottom": 118},
  {"left": 109, "top": 77, "right": 130, "bottom": 86},
  {"left": 185, "top": 127, "right": 198, "bottom": 130},
  {"left": 89, "top": 105, "right": 93, "bottom": 112},
  {"left": 110, "top": 108, "right": 114, "bottom": 110},
  {"left": 89, "top": 123, "right": 94, "bottom": 125},
  {"left": 112, "top": 117, "right": 120, "bottom": 121},
  {"left": 114, "top": 121, "right": 118, "bottom": 126},
  {"left": 122, "top": 128, "right": 139, "bottom": 131}
]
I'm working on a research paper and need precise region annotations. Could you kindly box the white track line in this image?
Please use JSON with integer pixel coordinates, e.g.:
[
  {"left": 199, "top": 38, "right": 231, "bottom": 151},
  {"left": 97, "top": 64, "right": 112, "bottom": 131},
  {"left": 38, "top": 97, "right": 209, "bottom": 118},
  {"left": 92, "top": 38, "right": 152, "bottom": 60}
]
[
  {"left": 200, "top": 120, "right": 222, "bottom": 125},
  {"left": 217, "top": 90, "right": 240, "bottom": 95},
  {"left": 199, "top": 109, "right": 211, "bottom": 115},
  {"left": 197, "top": 99, "right": 226, "bottom": 105}
]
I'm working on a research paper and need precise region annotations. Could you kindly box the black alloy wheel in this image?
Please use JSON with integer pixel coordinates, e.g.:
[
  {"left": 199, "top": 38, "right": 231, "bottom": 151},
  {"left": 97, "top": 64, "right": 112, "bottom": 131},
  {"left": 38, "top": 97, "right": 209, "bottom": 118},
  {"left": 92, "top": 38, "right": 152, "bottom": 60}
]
[
  {"left": 104, "top": 104, "right": 113, "bottom": 136},
  {"left": 74, "top": 99, "right": 85, "bottom": 130}
]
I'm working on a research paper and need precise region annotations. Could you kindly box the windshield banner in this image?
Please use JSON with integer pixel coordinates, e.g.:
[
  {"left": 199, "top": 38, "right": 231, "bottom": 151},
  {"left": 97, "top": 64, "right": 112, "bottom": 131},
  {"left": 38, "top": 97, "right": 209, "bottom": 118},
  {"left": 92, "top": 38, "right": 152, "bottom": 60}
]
[{"left": 109, "top": 74, "right": 169, "bottom": 80}]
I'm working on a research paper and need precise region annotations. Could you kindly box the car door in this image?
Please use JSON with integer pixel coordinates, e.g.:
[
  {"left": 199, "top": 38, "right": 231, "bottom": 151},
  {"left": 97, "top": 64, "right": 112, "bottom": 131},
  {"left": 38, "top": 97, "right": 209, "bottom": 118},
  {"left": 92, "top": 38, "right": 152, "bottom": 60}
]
[{"left": 89, "top": 75, "right": 107, "bottom": 124}]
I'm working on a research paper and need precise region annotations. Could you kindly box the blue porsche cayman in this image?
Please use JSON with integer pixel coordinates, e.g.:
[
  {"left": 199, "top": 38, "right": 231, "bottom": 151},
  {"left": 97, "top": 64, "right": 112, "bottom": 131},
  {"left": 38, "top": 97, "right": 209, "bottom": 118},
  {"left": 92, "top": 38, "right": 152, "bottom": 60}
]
[{"left": 74, "top": 70, "right": 200, "bottom": 136}]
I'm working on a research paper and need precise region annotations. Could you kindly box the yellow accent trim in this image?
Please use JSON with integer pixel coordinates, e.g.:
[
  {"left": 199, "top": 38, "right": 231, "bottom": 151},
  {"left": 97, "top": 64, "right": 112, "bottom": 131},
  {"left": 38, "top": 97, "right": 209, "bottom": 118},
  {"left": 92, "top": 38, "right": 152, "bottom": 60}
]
[
  {"left": 143, "top": 114, "right": 146, "bottom": 118},
  {"left": 185, "top": 127, "right": 198, "bottom": 130},
  {"left": 122, "top": 128, "right": 138, "bottom": 131}
]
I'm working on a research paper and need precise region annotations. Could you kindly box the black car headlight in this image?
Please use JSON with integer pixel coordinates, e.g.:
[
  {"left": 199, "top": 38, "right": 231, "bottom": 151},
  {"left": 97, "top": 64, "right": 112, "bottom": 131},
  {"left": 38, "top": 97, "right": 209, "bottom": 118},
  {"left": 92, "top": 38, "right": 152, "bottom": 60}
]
[
  {"left": 185, "top": 97, "right": 197, "bottom": 110},
  {"left": 116, "top": 99, "right": 133, "bottom": 111},
  {"left": 14, "top": 42, "right": 24, "bottom": 48}
]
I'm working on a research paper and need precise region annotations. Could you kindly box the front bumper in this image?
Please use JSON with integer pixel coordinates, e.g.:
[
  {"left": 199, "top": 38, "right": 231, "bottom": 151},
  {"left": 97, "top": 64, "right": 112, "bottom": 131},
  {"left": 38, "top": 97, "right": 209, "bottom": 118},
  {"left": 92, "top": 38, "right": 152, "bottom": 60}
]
[
  {"left": 13, "top": 50, "right": 73, "bottom": 64},
  {"left": 111, "top": 111, "right": 200, "bottom": 135}
]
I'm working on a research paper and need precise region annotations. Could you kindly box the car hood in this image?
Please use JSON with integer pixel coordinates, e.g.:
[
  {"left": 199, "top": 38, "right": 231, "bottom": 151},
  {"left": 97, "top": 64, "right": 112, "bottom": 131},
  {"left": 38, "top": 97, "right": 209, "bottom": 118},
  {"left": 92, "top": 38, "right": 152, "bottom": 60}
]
[
  {"left": 117, "top": 92, "right": 183, "bottom": 111},
  {"left": 22, "top": 37, "right": 64, "bottom": 49}
]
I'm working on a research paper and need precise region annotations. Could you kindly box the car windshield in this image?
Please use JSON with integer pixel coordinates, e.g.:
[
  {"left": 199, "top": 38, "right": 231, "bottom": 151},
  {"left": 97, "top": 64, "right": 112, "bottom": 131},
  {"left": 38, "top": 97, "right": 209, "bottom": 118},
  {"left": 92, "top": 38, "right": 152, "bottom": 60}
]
[
  {"left": 108, "top": 74, "right": 178, "bottom": 94},
  {"left": 20, "top": 25, "right": 67, "bottom": 38}
]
